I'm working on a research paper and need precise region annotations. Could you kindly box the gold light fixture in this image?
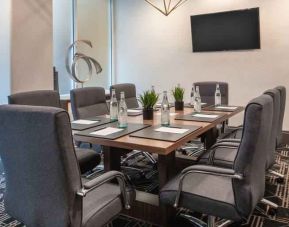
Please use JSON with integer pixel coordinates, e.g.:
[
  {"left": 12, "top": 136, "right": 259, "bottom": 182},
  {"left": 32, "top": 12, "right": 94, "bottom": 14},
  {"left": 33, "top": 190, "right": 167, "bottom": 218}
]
[{"left": 145, "top": 0, "right": 189, "bottom": 16}]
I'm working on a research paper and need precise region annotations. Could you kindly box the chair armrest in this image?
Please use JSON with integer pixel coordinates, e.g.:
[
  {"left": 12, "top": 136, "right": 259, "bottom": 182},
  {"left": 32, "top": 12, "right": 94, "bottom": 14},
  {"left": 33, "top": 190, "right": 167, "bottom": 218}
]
[
  {"left": 181, "top": 165, "right": 242, "bottom": 178},
  {"left": 211, "top": 141, "right": 240, "bottom": 150},
  {"left": 77, "top": 171, "right": 132, "bottom": 209},
  {"left": 226, "top": 125, "right": 243, "bottom": 130},
  {"left": 174, "top": 165, "right": 243, "bottom": 208},
  {"left": 203, "top": 142, "right": 239, "bottom": 166},
  {"left": 82, "top": 171, "right": 124, "bottom": 189},
  {"left": 217, "top": 138, "right": 241, "bottom": 144}
]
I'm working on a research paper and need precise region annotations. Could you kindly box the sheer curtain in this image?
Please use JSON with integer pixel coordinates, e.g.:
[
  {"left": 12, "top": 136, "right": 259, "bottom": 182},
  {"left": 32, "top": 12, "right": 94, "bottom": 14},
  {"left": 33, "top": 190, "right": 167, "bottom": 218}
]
[{"left": 75, "top": 0, "right": 112, "bottom": 89}]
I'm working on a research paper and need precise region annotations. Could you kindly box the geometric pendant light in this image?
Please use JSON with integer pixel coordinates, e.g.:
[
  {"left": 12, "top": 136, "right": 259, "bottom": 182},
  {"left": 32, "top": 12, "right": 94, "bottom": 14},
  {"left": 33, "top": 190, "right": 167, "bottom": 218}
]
[{"left": 145, "top": 0, "right": 189, "bottom": 16}]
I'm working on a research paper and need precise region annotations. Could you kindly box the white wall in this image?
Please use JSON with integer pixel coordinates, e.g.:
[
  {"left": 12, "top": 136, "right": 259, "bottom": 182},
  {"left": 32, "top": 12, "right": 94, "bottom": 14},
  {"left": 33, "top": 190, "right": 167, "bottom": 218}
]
[
  {"left": 11, "top": 0, "right": 53, "bottom": 93},
  {"left": 113, "top": 0, "right": 289, "bottom": 129},
  {"left": 0, "top": 1, "right": 11, "bottom": 104}
]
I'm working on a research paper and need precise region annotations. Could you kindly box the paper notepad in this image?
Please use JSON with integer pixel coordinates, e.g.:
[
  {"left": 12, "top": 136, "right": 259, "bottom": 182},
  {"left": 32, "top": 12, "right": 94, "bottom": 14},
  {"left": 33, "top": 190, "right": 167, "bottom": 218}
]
[
  {"left": 90, "top": 127, "right": 124, "bottom": 136},
  {"left": 127, "top": 109, "right": 142, "bottom": 113},
  {"left": 193, "top": 114, "right": 219, "bottom": 119},
  {"left": 72, "top": 120, "right": 99, "bottom": 125},
  {"left": 155, "top": 127, "right": 189, "bottom": 134},
  {"left": 215, "top": 106, "right": 238, "bottom": 110}
]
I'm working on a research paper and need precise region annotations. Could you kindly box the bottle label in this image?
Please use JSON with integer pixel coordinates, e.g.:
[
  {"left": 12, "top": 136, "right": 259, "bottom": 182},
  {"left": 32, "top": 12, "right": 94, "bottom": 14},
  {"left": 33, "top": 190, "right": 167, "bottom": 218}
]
[
  {"left": 161, "top": 109, "right": 170, "bottom": 126},
  {"left": 215, "top": 93, "right": 221, "bottom": 106},
  {"left": 110, "top": 104, "right": 118, "bottom": 120}
]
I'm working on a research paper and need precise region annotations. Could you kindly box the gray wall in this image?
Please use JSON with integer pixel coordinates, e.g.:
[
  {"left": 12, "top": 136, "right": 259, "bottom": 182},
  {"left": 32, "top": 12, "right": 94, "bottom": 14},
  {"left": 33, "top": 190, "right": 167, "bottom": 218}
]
[{"left": 113, "top": 0, "right": 289, "bottom": 128}]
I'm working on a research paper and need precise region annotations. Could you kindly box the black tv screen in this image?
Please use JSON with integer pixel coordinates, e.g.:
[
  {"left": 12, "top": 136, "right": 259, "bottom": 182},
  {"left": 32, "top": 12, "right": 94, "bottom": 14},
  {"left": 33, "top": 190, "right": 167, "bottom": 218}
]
[{"left": 191, "top": 8, "right": 260, "bottom": 52}]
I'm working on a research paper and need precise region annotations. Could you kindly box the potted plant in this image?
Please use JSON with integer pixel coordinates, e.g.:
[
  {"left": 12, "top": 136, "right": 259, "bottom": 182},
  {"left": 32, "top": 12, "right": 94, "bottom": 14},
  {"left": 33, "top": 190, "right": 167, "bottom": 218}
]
[
  {"left": 139, "top": 90, "right": 159, "bottom": 120},
  {"left": 172, "top": 85, "right": 185, "bottom": 111}
]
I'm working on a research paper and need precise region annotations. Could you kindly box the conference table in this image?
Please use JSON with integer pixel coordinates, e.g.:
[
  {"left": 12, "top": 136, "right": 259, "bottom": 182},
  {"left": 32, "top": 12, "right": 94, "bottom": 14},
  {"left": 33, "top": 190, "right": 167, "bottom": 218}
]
[{"left": 73, "top": 106, "right": 243, "bottom": 226}]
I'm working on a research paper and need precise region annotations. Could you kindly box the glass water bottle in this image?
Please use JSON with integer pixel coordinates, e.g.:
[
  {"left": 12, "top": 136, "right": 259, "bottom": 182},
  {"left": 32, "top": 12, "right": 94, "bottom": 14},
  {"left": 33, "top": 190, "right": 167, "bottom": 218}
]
[
  {"left": 161, "top": 91, "right": 170, "bottom": 126},
  {"left": 190, "top": 84, "right": 195, "bottom": 106},
  {"left": 194, "top": 86, "right": 201, "bottom": 113},
  {"left": 110, "top": 89, "right": 118, "bottom": 121},
  {"left": 215, "top": 84, "right": 222, "bottom": 106},
  {"left": 118, "top": 91, "right": 128, "bottom": 128}
]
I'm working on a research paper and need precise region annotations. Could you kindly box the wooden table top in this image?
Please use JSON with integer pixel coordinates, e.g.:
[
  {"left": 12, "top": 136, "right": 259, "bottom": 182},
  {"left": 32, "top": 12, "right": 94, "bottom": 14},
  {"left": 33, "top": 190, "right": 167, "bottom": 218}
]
[{"left": 74, "top": 107, "right": 244, "bottom": 155}]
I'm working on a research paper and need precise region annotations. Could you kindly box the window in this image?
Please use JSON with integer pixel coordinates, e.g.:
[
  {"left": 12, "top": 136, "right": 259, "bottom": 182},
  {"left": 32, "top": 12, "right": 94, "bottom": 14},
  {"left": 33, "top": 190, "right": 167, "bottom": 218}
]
[{"left": 53, "top": 0, "right": 113, "bottom": 94}]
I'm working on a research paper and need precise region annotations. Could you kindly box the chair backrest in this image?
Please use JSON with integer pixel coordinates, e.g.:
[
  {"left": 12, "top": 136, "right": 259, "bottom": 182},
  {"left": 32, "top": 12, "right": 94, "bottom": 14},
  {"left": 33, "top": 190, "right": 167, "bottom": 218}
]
[
  {"left": 275, "top": 86, "right": 286, "bottom": 146},
  {"left": 8, "top": 90, "right": 61, "bottom": 108},
  {"left": 0, "top": 105, "right": 82, "bottom": 227},
  {"left": 193, "top": 81, "right": 229, "bottom": 105},
  {"left": 264, "top": 89, "right": 280, "bottom": 168},
  {"left": 110, "top": 83, "right": 139, "bottom": 109},
  {"left": 70, "top": 87, "right": 109, "bottom": 120},
  {"left": 233, "top": 94, "right": 273, "bottom": 218}
]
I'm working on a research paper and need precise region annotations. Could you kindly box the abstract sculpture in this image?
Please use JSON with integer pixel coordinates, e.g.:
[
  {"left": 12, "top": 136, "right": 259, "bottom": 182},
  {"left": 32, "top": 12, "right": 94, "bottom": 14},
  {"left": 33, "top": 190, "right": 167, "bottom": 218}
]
[{"left": 66, "top": 40, "right": 102, "bottom": 86}]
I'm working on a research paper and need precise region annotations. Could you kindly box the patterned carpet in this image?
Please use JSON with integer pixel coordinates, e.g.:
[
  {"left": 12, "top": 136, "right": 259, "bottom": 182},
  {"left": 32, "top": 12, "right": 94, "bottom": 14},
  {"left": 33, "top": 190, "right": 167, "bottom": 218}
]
[{"left": 0, "top": 150, "right": 289, "bottom": 226}]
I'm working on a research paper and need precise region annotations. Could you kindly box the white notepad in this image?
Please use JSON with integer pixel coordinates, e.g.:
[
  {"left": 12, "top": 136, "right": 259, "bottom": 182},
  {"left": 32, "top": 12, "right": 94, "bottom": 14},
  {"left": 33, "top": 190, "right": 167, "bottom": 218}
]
[
  {"left": 90, "top": 127, "right": 124, "bottom": 136},
  {"left": 215, "top": 106, "right": 238, "bottom": 110},
  {"left": 155, "top": 127, "right": 189, "bottom": 134},
  {"left": 127, "top": 109, "right": 142, "bottom": 113},
  {"left": 193, "top": 114, "right": 219, "bottom": 119},
  {"left": 72, "top": 120, "right": 99, "bottom": 125}
]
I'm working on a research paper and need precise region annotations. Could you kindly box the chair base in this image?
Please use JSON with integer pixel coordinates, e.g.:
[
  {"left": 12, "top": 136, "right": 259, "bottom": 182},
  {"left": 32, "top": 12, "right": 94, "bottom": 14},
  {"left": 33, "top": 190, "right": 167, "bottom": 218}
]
[
  {"left": 178, "top": 213, "right": 233, "bottom": 227},
  {"left": 261, "top": 198, "right": 278, "bottom": 209},
  {"left": 268, "top": 169, "right": 285, "bottom": 179},
  {"left": 121, "top": 150, "right": 157, "bottom": 166},
  {"left": 276, "top": 146, "right": 289, "bottom": 152}
]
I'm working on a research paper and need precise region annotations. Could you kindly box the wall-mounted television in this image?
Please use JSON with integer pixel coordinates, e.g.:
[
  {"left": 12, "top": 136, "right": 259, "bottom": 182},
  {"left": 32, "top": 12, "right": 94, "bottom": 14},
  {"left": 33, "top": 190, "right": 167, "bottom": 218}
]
[{"left": 191, "top": 8, "right": 260, "bottom": 52}]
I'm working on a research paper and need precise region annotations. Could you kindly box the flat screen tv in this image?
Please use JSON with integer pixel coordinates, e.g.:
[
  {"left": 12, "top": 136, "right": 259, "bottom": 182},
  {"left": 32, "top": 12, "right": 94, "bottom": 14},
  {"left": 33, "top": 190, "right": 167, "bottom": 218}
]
[{"left": 191, "top": 8, "right": 260, "bottom": 52}]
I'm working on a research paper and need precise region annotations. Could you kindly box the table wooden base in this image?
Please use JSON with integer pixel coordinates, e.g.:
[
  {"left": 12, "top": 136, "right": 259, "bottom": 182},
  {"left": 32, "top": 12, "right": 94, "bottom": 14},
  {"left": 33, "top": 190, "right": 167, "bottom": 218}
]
[
  {"left": 122, "top": 190, "right": 176, "bottom": 227},
  {"left": 158, "top": 151, "right": 177, "bottom": 227},
  {"left": 103, "top": 146, "right": 177, "bottom": 226},
  {"left": 103, "top": 146, "right": 130, "bottom": 171}
]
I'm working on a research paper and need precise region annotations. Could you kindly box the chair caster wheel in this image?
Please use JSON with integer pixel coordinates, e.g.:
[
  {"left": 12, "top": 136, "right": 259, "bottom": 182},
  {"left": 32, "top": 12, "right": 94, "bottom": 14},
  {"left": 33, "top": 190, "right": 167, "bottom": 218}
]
[
  {"left": 268, "top": 207, "right": 277, "bottom": 216},
  {"left": 276, "top": 177, "right": 284, "bottom": 184}
]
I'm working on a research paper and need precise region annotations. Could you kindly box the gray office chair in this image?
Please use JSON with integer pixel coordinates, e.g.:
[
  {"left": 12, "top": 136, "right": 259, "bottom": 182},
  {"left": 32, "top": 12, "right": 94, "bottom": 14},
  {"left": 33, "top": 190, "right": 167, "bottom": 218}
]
[
  {"left": 219, "top": 86, "right": 286, "bottom": 144},
  {"left": 8, "top": 90, "right": 61, "bottom": 107},
  {"left": 70, "top": 87, "right": 109, "bottom": 154},
  {"left": 213, "top": 89, "right": 285, "bottom": 180},
  {"left": 199, "top": 89, "right": 283, "bottom": 212},
  {"left": 70, "top": 87, "right": 109, "bottom": 120},
  {"left": 275, "top": 86, "right": 287, "bottom": 149},
  {"left": 8, "top": 90, "right": 101, "bottom": 174},
  {"left": 110, "top": 83, "right": 139, "bottom": 109},
  {"left": 160, "top": 94, "right": 273, "bottom": 227},
  {"left": 0, "top": 105, "right": 134, "bottom": 227},
  {"left": 193, "top": 81, "right": 229, "bottom": 105}
]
